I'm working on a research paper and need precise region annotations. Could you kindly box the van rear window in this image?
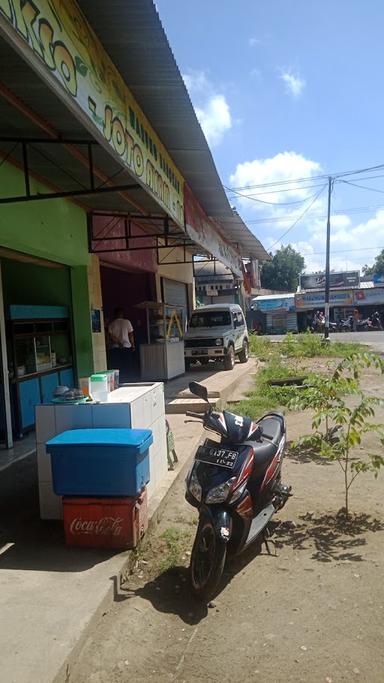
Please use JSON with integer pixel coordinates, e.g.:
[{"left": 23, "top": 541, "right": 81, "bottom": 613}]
[{"left": 189, "top": 311, "right": 231, "bottom": 328}]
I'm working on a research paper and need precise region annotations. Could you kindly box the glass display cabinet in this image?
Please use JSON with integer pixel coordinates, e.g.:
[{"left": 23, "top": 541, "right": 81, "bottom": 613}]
[
  {"left": 7, "top": 305, "right": 74, "bottom": 437},
  {"left": 137, "top": 302, "right": 185, "bottom": 380}
]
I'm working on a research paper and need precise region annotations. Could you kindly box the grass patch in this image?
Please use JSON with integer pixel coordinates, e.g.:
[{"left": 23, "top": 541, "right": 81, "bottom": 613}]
[
  {"left": 155, "top": 526, "right": 194, "bottom": 573},
  {"left": 280, "top": 331, "right": 364, "bottom": 358},
  {"left": 232, "top": 357, "right": 301, "bottom": 419},
  {"left": 250, "top": 331, "right": 364, "bottom": 360}
]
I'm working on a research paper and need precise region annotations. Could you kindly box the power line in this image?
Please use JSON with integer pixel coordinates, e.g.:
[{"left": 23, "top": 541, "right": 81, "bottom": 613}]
[
  {"left": 225, "top": 181, "right": 326, "bottom": 198},
  {"left": 226, "top": 162, "right": 384, "bottom": 192},
  {"left": 341, "top": 179, "right": 384, "bottom": 195},
  {"left": 300, "top": 245, "right": 384, "bottom": 256},
  {"left": 268, "top": 184, "right": 328, "bottom": 250},
  {"left": 243, "top": 201, "right": 384, "bottom": 225},
  {"left": 224, "top": 184, "right": 323, "bottom": 206}
]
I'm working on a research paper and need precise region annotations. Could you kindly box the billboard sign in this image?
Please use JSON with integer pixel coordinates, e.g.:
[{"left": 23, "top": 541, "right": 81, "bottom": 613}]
[
  {"left": 300, "top": 271, "right": 360, "bottom": 290},
  {"left": 354, "top": 288, "right": 384, "bottom": 306},
  {"left": 252, "top": 296, "right": 295, "bottom": 313},
  {"left": 295, "top": 290, "right": 354, "bottom": 310}
]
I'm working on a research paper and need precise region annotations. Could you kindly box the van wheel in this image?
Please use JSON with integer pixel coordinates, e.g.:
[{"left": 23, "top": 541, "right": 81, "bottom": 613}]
[
  {"left": 224, "top": 345, "right": 235, "bottom": 370},
  {"left": 238, "top": 340, "right": 249, "bottom": 363}
]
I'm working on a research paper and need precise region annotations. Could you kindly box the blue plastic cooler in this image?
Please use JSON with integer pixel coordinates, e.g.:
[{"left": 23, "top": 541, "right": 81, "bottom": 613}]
[{"left": 46, "top": 428, "right": 152, "bottom": 496}]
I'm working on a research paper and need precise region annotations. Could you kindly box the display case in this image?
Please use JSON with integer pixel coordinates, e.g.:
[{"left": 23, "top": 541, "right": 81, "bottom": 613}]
[
  {"left": 137, "top": 302, "right": 185, "bottom": 381},
  {"left": 7, "top": 305, "right": 74, "bottom": 436}
]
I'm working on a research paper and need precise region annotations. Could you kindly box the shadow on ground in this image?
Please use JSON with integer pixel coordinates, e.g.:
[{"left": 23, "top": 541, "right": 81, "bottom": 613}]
[
  {"left": 0, "top": 454, "right": 116, "bottom": 572},
  {"left": 286, "top": 443, "right": 333, "bottom": 466},
  {"left": 118, "top": 535, "right": 274, "bottom": 620},
  {"left": 272, "top": 511, "right": 384, "bottom": 563},
  {"left": 118, "top": 566, "right": 208, "bottom": 624}
]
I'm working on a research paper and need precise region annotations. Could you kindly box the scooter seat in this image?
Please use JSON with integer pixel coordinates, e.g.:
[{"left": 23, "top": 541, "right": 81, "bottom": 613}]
[
  {"left": 250, "top": 414, "right": 284, "bottom": 478},
  {"left": 258, "top": 415, "right": 284, "bottom": 445},
  {"left": 253, "top": 438, "right": 277, "bottom": 465}
]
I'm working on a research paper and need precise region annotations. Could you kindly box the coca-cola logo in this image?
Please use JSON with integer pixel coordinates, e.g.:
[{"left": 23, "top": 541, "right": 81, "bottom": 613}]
[{"left": 69, "top": 516, "right": 123, "bottom": 537}]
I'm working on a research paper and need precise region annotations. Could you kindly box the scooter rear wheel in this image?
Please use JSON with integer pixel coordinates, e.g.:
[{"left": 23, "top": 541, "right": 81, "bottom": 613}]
[{"left": 190, "top": 518, "right": 227, "bottom": 602}]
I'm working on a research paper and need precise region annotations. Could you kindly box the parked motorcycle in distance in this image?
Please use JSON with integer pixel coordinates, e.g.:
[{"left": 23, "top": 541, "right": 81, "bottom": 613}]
[
  {"left": 185, "top": 382, "right": 292, "bottom": 602},
  {"left": 338, "top": 316, "right": 353, "bottom": 332}
]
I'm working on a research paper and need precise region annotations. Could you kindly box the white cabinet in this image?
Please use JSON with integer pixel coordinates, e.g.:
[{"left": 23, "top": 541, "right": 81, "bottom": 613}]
[{"left": 36, "top": 382, "right": 167, "bottom": 519}]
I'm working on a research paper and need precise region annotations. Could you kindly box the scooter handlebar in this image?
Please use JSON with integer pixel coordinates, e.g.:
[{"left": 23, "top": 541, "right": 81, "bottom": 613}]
[{"left": 185, "top": 411, "right": 204, "bottom": 420}]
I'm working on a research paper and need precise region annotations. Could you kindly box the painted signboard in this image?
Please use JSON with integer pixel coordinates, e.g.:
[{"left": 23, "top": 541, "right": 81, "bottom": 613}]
[
  {"left": 0, "top": 0, "right": 184, "bottom": 226},
  {"left": 354, "top": 288, "right": 384, "bottom": 306},
  {"left": 184, "top": 184, "right": 243, "bottom": 276},
  {"left": 300, "top": 271, "right": 360, "bottom": 290},
  {"left": 252, "top": 296, "right": 295, "bottom": 313},
  {"left": 373, "top": 273, "right": 384, "bottom": 286},
  {"left": 295, "top": 290, "right": 354, "bottom": 310}
]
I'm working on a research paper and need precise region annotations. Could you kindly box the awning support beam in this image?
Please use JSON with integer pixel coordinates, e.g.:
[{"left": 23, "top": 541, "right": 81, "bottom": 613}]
[{"left": 0, "top": 137, "right": 142, "bottom": 204}]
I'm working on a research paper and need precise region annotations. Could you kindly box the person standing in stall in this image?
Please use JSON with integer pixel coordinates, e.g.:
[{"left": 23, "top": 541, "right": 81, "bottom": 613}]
[{"left": 108, "top": 308, "right": 135, "bottom": 382}]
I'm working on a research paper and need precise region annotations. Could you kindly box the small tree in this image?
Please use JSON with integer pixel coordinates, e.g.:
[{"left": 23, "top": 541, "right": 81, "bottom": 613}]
[
  {"left": 290, "top": 353, "right": 384, "bottom": 515},
  {"left": 261, "top": 245, "right": 305, "bottom": 291},
  {"left": 363, "top": 248, "right": 384, "bottom": 278}
]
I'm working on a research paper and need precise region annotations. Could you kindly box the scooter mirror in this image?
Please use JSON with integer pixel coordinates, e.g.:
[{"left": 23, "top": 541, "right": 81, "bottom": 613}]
[{"left": 189, "top": 381, "right": 209, "bottom": 402}]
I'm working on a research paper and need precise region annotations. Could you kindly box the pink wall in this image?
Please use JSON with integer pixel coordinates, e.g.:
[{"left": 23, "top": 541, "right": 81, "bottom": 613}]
[{"left": 91, "top": 214, "right": 158, "bottom": 273}]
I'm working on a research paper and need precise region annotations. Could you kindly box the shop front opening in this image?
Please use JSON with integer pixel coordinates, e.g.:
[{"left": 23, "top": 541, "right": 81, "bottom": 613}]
[
  {"left": 100, "top": 265, "right": 156, "bottom": 382},
  {"left": 0, "top": 255, "right": 74, "bottom": 452}
]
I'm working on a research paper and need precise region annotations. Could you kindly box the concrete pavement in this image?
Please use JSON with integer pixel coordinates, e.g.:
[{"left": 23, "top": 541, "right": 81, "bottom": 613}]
[{"left": 0, "top": 361, "right": 255, "bottom": 683}]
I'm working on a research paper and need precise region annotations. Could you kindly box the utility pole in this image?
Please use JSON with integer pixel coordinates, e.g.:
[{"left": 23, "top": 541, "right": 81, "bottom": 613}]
[{"left": 324, "top": 176, "right": 333, "bottom": 341}]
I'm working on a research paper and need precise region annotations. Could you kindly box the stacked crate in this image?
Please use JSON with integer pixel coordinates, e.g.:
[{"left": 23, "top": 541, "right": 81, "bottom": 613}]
[
  {"left": 46, "top": 428, "right": 152, "bottom": 549},
  {"left": 36, "top": 382, "right": 167, "bottom": 520}
]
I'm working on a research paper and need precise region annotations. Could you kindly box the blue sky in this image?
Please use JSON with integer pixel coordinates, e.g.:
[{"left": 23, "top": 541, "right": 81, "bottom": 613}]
[{"left": 155, "top": 0, "right": 384, "bottom": 273}]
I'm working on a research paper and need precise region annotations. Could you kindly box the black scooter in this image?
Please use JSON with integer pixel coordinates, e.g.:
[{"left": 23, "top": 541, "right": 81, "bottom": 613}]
[{"left": 185, "top": 382, "right": 291, "bottom": 601}]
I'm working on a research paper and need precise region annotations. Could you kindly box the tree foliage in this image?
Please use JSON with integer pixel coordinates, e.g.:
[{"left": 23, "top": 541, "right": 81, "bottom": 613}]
[
  {"left": 362, "top": 248, "right": 384, "bottom": 277},
  {"left": 260, "top": 244, "right": 305, "bottom": 291}
]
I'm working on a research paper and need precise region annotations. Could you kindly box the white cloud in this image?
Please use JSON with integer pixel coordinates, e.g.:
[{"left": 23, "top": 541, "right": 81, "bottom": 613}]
[
  {"left": 182, "top": 70, "right": 232, "bottom": 147},
  {"left": 279, "top": 69, "right": 306, "bottom": 98},
  {"left": 291, "top": 211, "right": 384, "bottom": 272},
  {"left": 229, "top": 150, "right": 384, "bottom": 273},
  {"left": 249, "top": 37, "right": 261, "bottom": 47},
  {"left": 229, "top": 151, "right": 322, "bottom": 214}
]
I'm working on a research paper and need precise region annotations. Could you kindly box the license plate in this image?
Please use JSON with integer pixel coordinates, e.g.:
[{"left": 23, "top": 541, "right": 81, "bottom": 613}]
[
  {"left": 192, "top": 349, "right": 208, "bottom": 356},
  {"left": 195, "top": 445, "right": 239, "bottom": 469}
]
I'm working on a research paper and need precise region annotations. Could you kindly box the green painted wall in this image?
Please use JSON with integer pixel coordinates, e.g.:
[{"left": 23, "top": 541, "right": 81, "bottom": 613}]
[
  {"left": 0, "top": 163, "right": 94, "bottom": 377},
  {"left": 0, "top": 162, "right": 89, "bottom": 266},
  {"left": 71, "top": 267, "right": 93, "bottom": 378},
  {"left": 1, "top": 260, "right": 71, "bottom": 306}
]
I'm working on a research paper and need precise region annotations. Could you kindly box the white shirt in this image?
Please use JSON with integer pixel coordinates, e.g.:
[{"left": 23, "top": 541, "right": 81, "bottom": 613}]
[{"left": 108, "top": 318, "right": 134, "bottom": 348}]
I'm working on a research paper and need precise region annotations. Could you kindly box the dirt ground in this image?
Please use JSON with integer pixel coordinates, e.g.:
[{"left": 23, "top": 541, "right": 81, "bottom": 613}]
[{"left": 70, "top": 362, "right": 384, "bottom": 683}]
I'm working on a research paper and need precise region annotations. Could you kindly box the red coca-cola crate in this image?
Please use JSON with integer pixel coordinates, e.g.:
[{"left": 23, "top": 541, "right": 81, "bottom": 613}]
[{"left": 62, "top": 489, "right": 148, "bottom": 549}]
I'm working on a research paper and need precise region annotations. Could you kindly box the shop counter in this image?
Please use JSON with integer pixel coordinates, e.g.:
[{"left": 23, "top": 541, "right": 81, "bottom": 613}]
[{"left": 140, "top": 341, "right": 185, "bottom": 381}]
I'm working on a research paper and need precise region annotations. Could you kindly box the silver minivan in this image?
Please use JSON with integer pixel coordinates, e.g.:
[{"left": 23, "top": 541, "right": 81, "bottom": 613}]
[{"left": 184, "top": 303, "right": 249, "bottom": 371}]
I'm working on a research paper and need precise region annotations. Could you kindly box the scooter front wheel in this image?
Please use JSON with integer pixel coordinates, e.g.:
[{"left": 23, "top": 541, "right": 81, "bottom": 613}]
[{"left": 190, "top": 517, "right": 227, "bottom": 602}]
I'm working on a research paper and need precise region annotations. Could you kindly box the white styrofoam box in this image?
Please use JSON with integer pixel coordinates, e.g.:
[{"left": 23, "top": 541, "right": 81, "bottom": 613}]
[
  {"left": 147, "top": 416, "right": 168, "bottom": 497},
  {"left": 92, "top": 403, "right": 131, "bottom": 428},
  {"left": 35, "top": 405, "right": 56, "bottom": 445},
  {"left": 39, "top": 482, "right": 63, "bottom": 520},
  {"left": 131, "top": 391, "right": 152, "bottom": 429},
  {"left": 54, "top": 403, "right": 93, "bottom": 433},
  {"left": 37, "top": 444, "right": 52, "bottom": 483},
  {"left": 151, "top": 384, "right": 165, "bottom": 424}
]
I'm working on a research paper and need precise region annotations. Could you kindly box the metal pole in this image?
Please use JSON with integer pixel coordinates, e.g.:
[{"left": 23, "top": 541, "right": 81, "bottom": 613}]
[
  {"left": 324, "top": 176, "right": 332, "bottom": 341},
  {"left": 0, "top": 261, "right": 13, "bottom": 449}
]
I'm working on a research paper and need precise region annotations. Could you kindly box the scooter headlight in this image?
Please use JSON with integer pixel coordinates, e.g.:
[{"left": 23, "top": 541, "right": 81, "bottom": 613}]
[
  {"left": 230, "top": 480, "right": 248, "bottom": 503},
  {"left": 187, "top": 468, "right": 202, "bottom": 502},
  {"left": 206, "top": 477, "right": 236, "bottom": 504}
]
